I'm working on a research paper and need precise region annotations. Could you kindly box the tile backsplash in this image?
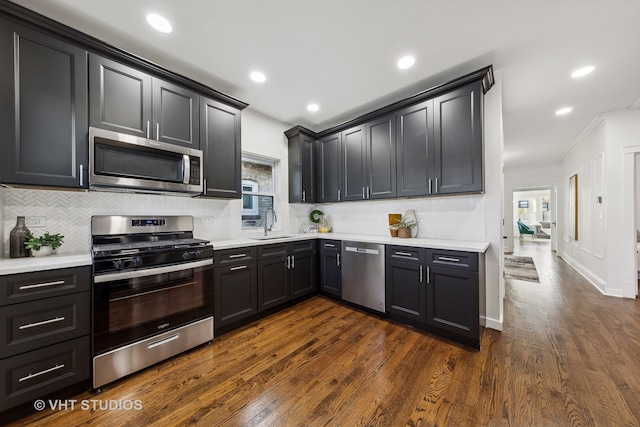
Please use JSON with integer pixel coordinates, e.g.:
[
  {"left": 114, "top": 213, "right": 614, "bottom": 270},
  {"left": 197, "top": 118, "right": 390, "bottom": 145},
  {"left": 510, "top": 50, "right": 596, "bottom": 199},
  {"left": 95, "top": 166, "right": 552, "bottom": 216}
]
[{"left": 2, "top": 187, "right": 486, "bottom": 257}]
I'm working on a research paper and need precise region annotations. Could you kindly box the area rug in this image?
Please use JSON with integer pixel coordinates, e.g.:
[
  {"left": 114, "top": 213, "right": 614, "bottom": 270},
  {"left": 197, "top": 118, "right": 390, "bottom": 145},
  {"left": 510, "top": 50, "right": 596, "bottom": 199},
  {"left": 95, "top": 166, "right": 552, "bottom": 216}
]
[{"left": 504, "top": 255, "right": 540, "bottom": 283}]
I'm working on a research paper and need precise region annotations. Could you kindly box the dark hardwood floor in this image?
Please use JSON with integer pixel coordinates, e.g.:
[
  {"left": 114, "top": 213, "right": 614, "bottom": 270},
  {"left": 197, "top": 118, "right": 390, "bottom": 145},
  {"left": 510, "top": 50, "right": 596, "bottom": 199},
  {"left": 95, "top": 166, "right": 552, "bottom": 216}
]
[{"left": 9, "top": 241, "right": 640, "bottom": 426}]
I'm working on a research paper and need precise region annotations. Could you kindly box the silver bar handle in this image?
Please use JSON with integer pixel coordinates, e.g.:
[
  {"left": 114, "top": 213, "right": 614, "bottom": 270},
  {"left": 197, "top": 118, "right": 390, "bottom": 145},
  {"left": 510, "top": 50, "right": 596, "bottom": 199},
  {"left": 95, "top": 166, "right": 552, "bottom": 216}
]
[
  {"left": 337, "top": 253, "right": 340, "bottom": 267},
  {"left": 435, "top": 178, "right": 438, "bottom": 193},
  {"left": 286, "top": 256, "right": 291, "bottom": 269},
  {"left": 428, "top": 178, "right": 432, "bottom": 194},
  {"left": 79, "top": 164, "right": 84, "bottom": 186},
  {"left": 19, "top": 280, "right": 65, "bottom": 290},
  {"left": 438, "top": 256, "right": 460, "bottom": 262},
  {"left": 156, "top": 123, "right": 160, "bottom": 140},
  {"left": 302, "top": 190, "right": 306, "bottom": 202},
  {"left": 182, "top": 154, "right": 191, "bottom": 184},
  {"left": 203, "top": 178, "right": 207, "bottom": 195},
  {"left": 19, "top": 364, "right": 65, "bottom": 382},
  {"left": 366, "top": 186, "right": 370, "bottom": 199},
  {"left": 291, "top": 255, "right": 295, "bottom": 269},
  {"left": 148, "top": 334, "right": 179, "bottom": 349},
  {"left": 229, "top": 253, "right": 247, "bottom": 259},
  {"left": 426, "top": 266, "right": 430, "bottom": 284},
  {"left": 146, "top": 121, "right": 150, "bottom": 138},
  {"left": 94, "top": 258, "right": 212, "bottom": 283},
  {"left": 395, "top": 251, "right": 413, "bottom": 257},
  {"left": 19, "top": 316, "right": 65, "bottom": 330},
  {"left": 337, "top": 190, "right": 341, "bottom": 201},
  {"left": 229, "top": 265, "right": 247, "bottom": 271},
  {"left": 324, "top": 243, "right": 335, "bottom": 248},
  {"left": 362, "top": 187, "right": 365, "bottom": 199},
  {"left": 420, "top": 265, "right": 423, "bottom": 283}
]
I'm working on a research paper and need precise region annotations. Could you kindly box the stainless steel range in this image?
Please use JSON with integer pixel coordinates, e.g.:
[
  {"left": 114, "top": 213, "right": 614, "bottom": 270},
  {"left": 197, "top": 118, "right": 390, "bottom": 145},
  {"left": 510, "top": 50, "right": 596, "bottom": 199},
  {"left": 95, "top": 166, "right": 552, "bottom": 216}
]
[{"left": 91, "top": 215, "right": 214, "bottom": 390}]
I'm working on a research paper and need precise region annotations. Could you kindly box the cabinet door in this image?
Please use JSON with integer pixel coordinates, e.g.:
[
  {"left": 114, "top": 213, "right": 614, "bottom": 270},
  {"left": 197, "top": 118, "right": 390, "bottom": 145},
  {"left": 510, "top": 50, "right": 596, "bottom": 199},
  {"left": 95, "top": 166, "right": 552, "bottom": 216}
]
[
  {"left": 258, "top": 256, "right": 289, "bottom": 311},
  {"left": 289, "top": 251, "right": 317, "bottom": 299},
  {"left": 214, "top": 262, "right": 257, "bottom": 328},
  {"left": 426, "top": 266, "right": 479, "bottom": 341},
  {"left": 366, "top": 114, "right": 396, "bottom": 199},
  {"left": 319, "top": 241, "right": 341, "bottom": 297},
  {"left": 89, "top": 54, "right": 151, "bottom": 138},
  {"left": 200, "top": 97, "right": 241, "bottom": 198},
  {"left": 316, "top": 132, "right": 342, "bottom": 203},
  {"left": 433, "top": 82, "right": 483, "bottom": 194},
  {"left": 0, "top": 20, "right": 88, "bottom": 188},
  {"left": 385, "top": 260, "right": 426, "bottom": 323},
  {"left": 396, "top": 100, "right": 434, "bottom": 197},
  {"left": 153, "top": 78, "right": 200, "bottom": 148},
  {"left": 341, "top": 125, "right": 367, "bottom": 201},
  {"left": 288, "top": 131, "right": 315, "bottom": 203}
]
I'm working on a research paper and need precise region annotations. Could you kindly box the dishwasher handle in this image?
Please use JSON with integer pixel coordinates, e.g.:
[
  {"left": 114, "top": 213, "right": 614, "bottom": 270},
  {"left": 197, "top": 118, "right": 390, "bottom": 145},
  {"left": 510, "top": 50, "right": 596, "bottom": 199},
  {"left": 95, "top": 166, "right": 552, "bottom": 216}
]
[{"left": 345, "top": 246, "right": 380, "bottom": 255}]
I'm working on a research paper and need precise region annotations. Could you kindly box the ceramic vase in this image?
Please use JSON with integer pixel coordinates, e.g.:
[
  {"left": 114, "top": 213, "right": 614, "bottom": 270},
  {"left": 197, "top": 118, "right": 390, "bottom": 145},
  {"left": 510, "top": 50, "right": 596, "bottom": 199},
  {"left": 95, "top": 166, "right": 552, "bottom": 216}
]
[{"left": 9, "top": 216, "right": 32, "bottom": 258}]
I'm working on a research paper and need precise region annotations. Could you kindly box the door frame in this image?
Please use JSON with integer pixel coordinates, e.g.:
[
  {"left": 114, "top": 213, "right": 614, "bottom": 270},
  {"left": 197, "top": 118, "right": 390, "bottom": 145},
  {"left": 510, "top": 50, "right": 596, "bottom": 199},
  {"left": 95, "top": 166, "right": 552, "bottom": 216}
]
[
  {"left": 512, "top": 186, "right": 557, "bottom": 253},
  {"left": 622, "top": 146, "right": 640, "bottom": 298}
]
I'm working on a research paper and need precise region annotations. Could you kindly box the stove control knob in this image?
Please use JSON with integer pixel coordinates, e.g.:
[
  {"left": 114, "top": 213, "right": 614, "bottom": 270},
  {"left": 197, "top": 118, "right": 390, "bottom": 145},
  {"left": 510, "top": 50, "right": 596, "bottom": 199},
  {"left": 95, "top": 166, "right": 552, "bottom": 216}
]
[
  {"left": 132, "top": 257, "right": 143, "bottom": 267},
  {"left": 112, "top": 260, "right": 124, "bottom": 270},
  {"left": 182, "top": 251, "right": 191, "bottom": 260},
  {"left": 195, "top": 249, "right": 203, "bottom": 258}
]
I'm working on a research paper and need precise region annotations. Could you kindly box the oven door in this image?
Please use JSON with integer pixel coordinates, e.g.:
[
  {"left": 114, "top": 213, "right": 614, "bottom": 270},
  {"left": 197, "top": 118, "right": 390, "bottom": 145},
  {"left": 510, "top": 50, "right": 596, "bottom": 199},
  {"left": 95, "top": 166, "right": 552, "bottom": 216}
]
[{"left": 93, "top": 258, "right": 213, "bottom": 355}]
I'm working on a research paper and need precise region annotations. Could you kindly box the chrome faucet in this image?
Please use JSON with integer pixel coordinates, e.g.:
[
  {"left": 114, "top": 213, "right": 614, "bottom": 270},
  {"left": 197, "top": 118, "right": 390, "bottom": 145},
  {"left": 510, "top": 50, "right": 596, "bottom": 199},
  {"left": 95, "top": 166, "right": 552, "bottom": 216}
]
[{"left": 264, "top": 206, "right": 277, "bottom": 236}]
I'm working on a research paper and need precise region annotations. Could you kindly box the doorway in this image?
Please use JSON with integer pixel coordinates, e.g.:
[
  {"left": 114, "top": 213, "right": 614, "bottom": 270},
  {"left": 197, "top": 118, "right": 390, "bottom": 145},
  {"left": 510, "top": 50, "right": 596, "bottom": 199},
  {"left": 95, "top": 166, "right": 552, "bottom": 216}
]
[{"left": 512, "top": 187, "right": 557, "bottom": 252}]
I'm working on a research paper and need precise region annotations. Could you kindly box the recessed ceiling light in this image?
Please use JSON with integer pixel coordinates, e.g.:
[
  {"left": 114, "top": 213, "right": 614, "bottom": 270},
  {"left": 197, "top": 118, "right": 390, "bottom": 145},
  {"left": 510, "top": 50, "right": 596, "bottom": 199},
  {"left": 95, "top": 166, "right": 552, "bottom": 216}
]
[
  {"left": 397, "top": 56, "right": 415, "bottom": 70},
  {"left": 307, "top": 104, "right": 319, "bottom": 112},
  {"left": 146, "top": 13, "right": 172, "bottom": 33},
  {"left": 250, "top": 71, "right": 266, "bottom": 83},
  {"left": 571, "top": 66, "right": 595, "bottom": 78},
  {"left": 555, "top": 107, "right": 573, "bottom": 115}
]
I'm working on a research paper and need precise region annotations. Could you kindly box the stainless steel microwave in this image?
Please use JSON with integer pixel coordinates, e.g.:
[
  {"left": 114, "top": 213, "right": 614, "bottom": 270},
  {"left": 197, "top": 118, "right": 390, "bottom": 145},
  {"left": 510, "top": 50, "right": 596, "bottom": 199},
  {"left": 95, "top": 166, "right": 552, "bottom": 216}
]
[{"left": 89, "top": 127, "right": 203, "bottom": 195}]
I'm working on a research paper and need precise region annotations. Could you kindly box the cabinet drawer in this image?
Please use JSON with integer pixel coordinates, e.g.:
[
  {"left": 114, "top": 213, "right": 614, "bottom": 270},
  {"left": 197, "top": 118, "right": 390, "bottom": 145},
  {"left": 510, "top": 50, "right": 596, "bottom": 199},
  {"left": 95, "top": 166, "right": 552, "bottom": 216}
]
[
  {"left": 427, "top": 249, "right": 477, "bottom": 272},
  {"left": 214, "top": 247, "right": 257, "bottom": 266},
  {"left": 320, "top": 239, "right": 341, "bottom": 252},
  {"left": 291, "top": 239, "right": 316, "bottom": 254},
  {"left": 257, "top": 243, "right": 289, "bottom": 259},
  {"left": 1, "top": 292, "right": 90, "bottom": 358},
  {"left": 0, "top": 335, "right": 90, "bottom": 411},
  {"left": 386, "top": 245, "right": 425, "bottom": 263},
  {"left": 0, "top": 266, "right": 90, "bottom": 307}
]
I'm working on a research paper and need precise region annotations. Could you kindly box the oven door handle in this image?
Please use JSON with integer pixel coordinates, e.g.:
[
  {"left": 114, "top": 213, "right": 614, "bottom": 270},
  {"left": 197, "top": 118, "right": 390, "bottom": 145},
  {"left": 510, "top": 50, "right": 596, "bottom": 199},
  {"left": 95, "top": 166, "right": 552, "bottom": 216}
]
[
  {"left": 94, "top": 258, "right": 212, "bottom": 283},
  {"left": 182, "top": 154, "right": 190, "bottom": 185}
]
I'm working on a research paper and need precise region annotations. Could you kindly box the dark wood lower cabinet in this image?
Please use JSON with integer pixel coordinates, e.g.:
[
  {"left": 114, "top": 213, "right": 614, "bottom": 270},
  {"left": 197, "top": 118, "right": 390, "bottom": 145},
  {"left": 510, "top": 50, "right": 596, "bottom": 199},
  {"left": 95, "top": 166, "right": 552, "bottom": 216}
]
[
  {"left": 385, "top": 259, "right": 427, "bottom": 324},
  {"left": 319, "top": 240, "right": 341, "bottom": 297},
  {"left": 258, "top": 255, "right": 290, "bottom": 312},
  {"left": 214, "top": 261, "right": 257, "bottom": 329}
]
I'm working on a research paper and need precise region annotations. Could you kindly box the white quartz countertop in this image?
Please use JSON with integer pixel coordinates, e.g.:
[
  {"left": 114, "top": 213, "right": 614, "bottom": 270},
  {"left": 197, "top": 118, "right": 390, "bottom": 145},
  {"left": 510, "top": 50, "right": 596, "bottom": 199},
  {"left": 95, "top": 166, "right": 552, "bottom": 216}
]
[
  {"left": 0, "top": 252, "right": 92, "bottom": 275},
  {"left": 212, "top": 233, "right": 489, "bottom": 253}
]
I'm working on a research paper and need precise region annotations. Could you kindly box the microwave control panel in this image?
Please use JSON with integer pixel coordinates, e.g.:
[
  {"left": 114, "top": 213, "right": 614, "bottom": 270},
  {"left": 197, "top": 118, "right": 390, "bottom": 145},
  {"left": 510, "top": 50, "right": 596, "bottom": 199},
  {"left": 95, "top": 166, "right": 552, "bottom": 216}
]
[{"left": 189, "top": 157, "right": 201, "bottom": 185}]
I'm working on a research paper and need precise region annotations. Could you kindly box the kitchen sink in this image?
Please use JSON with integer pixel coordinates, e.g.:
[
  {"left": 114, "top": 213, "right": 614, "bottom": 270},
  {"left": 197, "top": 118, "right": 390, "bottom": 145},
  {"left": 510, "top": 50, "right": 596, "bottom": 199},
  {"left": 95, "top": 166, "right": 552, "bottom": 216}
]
[{"left": 249, "top": 235, "right": 296, "bottom": 241}]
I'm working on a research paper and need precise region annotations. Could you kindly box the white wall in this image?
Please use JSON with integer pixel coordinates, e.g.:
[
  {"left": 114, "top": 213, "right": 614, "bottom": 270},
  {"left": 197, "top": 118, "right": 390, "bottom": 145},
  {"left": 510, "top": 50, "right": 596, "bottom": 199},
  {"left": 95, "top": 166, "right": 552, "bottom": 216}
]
[{"left": 636, "top": 155, "right": 640, "bottom": 236}]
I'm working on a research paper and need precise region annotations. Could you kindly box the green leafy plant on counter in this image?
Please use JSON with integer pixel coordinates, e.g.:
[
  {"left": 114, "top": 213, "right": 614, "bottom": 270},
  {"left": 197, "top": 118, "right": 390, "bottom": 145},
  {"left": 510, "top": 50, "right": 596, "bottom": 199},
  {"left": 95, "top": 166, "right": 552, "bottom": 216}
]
[
  {"left": 24, "top": 232, "right": 65, "bottom": 251},
  {"left": 388, "top": 219, "right": 417, "bottom": 230}
]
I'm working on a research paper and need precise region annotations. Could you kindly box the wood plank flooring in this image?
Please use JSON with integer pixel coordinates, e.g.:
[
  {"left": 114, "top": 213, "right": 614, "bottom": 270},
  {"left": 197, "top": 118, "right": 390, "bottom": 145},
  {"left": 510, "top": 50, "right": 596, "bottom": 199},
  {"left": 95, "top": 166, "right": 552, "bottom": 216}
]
[{"left": 9, "top": 241, "right": 640, "bottom": 426}]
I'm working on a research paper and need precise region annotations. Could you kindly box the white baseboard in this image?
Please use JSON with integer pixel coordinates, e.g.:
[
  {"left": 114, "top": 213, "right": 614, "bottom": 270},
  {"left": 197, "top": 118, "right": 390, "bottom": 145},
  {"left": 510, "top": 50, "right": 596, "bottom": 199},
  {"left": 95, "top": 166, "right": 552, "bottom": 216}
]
[
  {"left": 559, "top": 253, "right": 624, "bottom": 297},
  {"left": 482, "top": 316, "right": 503, "bottom": 331}
]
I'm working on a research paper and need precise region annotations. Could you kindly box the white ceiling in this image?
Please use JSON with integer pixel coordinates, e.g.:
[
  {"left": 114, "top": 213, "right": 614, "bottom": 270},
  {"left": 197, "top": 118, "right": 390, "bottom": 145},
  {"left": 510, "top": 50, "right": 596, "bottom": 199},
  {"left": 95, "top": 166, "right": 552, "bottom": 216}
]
[{"left": 10, "top": 0, "right": 640, "bottom": 170}]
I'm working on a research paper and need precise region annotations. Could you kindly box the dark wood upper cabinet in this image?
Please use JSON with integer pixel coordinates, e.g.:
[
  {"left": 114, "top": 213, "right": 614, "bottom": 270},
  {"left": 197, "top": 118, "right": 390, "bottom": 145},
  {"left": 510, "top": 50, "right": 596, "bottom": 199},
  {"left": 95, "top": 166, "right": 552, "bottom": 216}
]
[
  {"left": 200, "top": 97, "right": 241, "bottom": 198},
  {"left": 396, "top": 100, "right": 434, "bottom": 197},
  {"left": 90, "top": 54, "right": 200, "bottom": 149},
  {"left": 153, "top": 79, "right": 200, "bottom": 148},
  {"left": 0, "top": 18, "right": 88, "bottom": 188},
  {"left": 341, "top": 125, "right": 367, "bottom": 201},
  {"left": 316, "top": 132, "right": 342, "bottom": 203},
  {"left": 433, "top": 81, "right": 483, "bottom": 194},
  {"left": 286, "top": 127, "right": 316, "bottom": 203},
  {"left": 89, "top": 54, "right": 151, "bottom": 138},
  {"left": 366, "top": 113, "right": 396, "bottom": 199}
]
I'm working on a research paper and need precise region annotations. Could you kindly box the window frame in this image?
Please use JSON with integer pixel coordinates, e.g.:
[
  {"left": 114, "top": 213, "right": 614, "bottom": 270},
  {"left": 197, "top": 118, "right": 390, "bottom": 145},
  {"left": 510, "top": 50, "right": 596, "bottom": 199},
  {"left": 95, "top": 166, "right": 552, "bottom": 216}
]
[{"left": 241, "top": 153, "right": 279, "bottom": 230}]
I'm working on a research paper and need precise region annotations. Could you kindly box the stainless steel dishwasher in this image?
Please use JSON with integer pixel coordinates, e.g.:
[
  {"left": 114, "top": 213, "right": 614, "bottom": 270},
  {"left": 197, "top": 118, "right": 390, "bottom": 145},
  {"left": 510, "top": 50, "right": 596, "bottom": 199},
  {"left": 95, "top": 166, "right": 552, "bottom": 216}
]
[{"left": 341, "top": 241, "right": 385, "bottom": 313}]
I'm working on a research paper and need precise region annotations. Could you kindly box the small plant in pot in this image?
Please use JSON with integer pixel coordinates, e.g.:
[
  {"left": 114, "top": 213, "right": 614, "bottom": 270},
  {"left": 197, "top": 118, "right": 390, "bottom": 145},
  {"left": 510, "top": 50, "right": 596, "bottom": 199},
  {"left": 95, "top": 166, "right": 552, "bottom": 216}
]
[
  {"left": 25, "top": 232, "right": 64, "bottom": 256},
  {"left": 389, "top": 219, "right": 417, "bottom": 238}
]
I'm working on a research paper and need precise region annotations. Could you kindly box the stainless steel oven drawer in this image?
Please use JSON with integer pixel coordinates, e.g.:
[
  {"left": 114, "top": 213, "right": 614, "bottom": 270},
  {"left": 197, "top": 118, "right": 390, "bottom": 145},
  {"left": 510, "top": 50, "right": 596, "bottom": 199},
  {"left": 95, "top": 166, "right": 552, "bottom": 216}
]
[{"left": 93, "top": 316, "right": 213, "bottom": 389}]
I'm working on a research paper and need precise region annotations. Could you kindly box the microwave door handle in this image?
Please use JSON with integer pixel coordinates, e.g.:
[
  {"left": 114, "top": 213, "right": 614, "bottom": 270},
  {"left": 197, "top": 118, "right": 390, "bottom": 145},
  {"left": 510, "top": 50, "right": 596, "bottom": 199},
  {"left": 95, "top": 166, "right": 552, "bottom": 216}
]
[{"left": 182, "top": 154, "right": 190, "bottom": 184}]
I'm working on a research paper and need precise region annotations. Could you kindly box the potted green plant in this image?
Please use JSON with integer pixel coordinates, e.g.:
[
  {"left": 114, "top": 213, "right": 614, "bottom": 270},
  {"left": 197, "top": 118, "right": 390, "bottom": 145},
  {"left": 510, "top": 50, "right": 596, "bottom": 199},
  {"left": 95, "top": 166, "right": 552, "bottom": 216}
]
[
  {"left": 25, "top": 232, "right": 64, "bottom": 256},
  {"left": 389, "top": 219, "right": 416, "bottom": 238}
]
